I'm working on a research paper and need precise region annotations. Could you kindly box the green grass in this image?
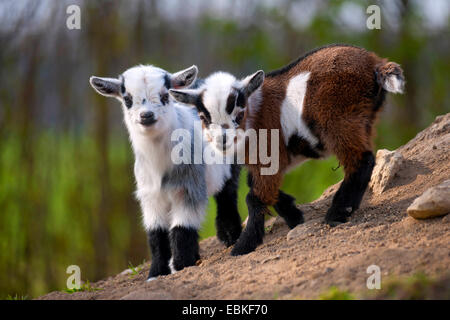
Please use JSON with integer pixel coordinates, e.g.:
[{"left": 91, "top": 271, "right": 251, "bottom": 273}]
[
  {"left": 127, "top": 261, "right": 145, "bottom": 278},
  {"left": 366, "top": 273, "right": 450, "bottom": 300},
  {"left": 0, "top": 131, "right": 143, "bottom": 298},
  {"left": 63, "top": 280, "right": 102, "bottom": 294},
  {"left": 4, "top": 294, "right": 28, "bottom": 300},
  {"left": 317, "top": 273, "right": 450, "bottom": 300},
  {"left": 319, "top": 286, "right": 355, "bottom": 300}
]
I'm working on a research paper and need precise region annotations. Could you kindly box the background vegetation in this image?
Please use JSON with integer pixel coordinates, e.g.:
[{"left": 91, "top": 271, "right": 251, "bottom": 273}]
[{"left": 0, "top": 0, "right": 448, "bottom": 298}]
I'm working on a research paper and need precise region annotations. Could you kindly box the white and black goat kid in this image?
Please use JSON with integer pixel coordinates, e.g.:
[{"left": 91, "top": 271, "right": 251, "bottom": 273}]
[
  {"left": 170, "top": 44, "right": 405, "bottom": 256},
  {"left": 89, "top": 65, "right": 242, "bottom": 279}
]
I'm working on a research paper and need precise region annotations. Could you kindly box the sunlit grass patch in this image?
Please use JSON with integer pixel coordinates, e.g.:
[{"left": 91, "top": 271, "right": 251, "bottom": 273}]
[
  {"left": 319, "top": 286, "right": 355, "bottom": 300},
  {"left": 4, "top": 294, "right": 28, "bottom": 300},
  {"left": 63, "top": 280, "right": 102, "bottom": 294},
  {"left": 367, "top": 272, "right": 450, "bottom": 300}
]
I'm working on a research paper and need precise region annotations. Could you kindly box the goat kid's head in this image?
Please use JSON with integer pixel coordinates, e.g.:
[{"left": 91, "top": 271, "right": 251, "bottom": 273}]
[
  {"left": 89, "top": 65, "right": 198, "bottom": 135},
  {"left": 169, "top": 70, "right": 264, "bottom": 153}
]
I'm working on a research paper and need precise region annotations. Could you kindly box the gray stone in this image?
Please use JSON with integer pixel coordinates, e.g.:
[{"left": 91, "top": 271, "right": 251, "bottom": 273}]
[
  {"left": 369, "top": 149, "right": 404, "bottom": 195},
  {"left": 407, "top": 180, "right": 450, "bottom": 219},
  {"left": 287, "top": 219, "right": 322, "bottom": 241}
]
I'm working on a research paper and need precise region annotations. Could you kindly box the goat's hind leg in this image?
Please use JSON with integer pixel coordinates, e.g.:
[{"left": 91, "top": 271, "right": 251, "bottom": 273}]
[
  {"left": 274, "top": 190, "right": 304, "bottom": 229},
  {"left": 324, "top": 109, "right": 376, "bottom": 226},
  {"left": 325, "top": 150, "right": 375, "bottom": 226}
]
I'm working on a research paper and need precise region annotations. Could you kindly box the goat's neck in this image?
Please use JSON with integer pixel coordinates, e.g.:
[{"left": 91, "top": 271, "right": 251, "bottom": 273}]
[{"left": 130, "top": 120, "right": 177, "bottom": 169}]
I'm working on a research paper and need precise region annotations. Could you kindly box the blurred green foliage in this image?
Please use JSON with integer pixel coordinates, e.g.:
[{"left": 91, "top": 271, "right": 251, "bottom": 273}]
[
  {"left": 366, "top": 273, "right": 450, "bottom": 300},
  {"left": 0, "top": 0, "right": 448, "bottom": 298}
]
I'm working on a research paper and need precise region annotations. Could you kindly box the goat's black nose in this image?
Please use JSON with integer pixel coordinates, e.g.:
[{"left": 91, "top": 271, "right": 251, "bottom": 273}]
[{"left": 140, "top": 111, "right": 154, "bottom": 119}]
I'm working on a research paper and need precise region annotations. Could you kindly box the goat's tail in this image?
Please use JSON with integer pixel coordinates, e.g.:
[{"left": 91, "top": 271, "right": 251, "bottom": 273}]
[{"left": 375, "top": 61, "right": 405, "bottom": 94}]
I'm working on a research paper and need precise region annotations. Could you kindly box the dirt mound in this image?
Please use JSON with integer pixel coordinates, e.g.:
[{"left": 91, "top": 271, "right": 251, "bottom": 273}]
[{"left": 39, "top": 114, "right": 450, "bottom": 300}]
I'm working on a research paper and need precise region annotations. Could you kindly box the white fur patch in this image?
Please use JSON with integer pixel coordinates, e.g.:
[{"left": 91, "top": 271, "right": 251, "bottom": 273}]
[
  {"left": 169, "top": 194, "right": 206, "bottom": 230},
  {"left": 169, "top": 257, "right": 176, "bottom": 274},
  {"left": 201, "top": 72, "right": 237, "bottom": 127},
  {"left": 138, "top": 188, "right": 172, "bottom": 231},
  {"left": 205, "top": 162, "right": 231, "bottom": 196},
  {"left": 383, "top": 75, "right": 404, "bottom": 94},
  {"left": 280, "top": 72, "right": 318, "bottom": 146}
]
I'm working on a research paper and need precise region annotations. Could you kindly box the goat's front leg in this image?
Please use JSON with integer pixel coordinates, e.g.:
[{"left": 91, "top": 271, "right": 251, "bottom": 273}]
[
  {"left": 169, "top": 199, "right": 205, "bottom": 271},
  {"left": 214, "top": 164, "right": 242, "bottom": 247},
  {"left": 230, "top": 190, "right": 269, "bottom": 256},
  {"left": 139, "top": 193, "right": 172, "bottom": 280},
  {"left": 147, "top": 228, "right": 172, "bottom": 280},
  {"left": 231, "top": 170, "right": 280, "bottom": 256}
]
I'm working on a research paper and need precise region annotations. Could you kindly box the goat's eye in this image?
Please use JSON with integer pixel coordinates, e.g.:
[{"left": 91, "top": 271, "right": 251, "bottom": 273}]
[
  {"left": 142, "top": 98, "right": 146, "bottom": 104},
  {"left": 123, "top": 95, "right": 133, "bottom": 109},
  {"left": 160, "top": 93, "right": 169, "bottom": 105}
]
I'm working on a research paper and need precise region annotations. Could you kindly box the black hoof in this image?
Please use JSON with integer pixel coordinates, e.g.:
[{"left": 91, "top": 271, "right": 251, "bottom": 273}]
[
  {"left": 216, "top": 217, "right": 242, "bottom": 247},
  {"left": 230, "top": 229, "right": 263, "bottom": 256},
  {"left": 231, "top": 240, "right": 257, "bottom": 256},
  {"left": 282, "top": 206, "right": 305, "bottom": 229},
  {"left": 274, "top": 191, "right": 304, "bottom": 229},
  {"left": 171, "top": 256, "right": 197, "bottom": 272},
  {"left": 147, "top": 261, "right": 171, "bottom": 279},
  {"left": 325, "top": 219, "right": 346, "bottom": 227},
  {"left": 169, "top": 226, "right": 199, "bottom": 271},
  {"left": 325, "top": 207, "right": 351, "bottom": 227}
]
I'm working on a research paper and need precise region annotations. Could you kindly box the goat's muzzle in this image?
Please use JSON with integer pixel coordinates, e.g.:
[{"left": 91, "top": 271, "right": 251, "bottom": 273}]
[{"left": 140, "top": 111, "right": 157, "bottom": 126}]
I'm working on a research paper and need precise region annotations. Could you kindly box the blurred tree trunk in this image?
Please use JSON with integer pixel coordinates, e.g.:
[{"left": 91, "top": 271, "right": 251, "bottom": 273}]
[
  {"left": 399, "top": 0, "right": 418, "bottom": 127},
  {"left": 17, "top": 34, "right": 40, "bottom": 290},
  {"left": 86, "top": 1, "right": 120, "bottom": 279}
]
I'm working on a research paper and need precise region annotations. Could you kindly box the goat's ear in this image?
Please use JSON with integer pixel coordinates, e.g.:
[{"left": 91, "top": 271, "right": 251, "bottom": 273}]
[
  {"left": 241, "top": 70, "right": 265, "bottom": 98},
  {"left": 169, "top": 88, "right": 201, "bottom": 106},
  {"left": 89, "top": 76, "right": 122, "bottom": 97},
  {"left": 170, "top": 65, "right": 198, "bottom": 89}
]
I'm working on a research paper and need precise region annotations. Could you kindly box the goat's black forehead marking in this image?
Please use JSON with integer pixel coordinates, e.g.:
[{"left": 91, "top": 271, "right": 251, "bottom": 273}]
[
  {"left": 226, "top": 91, "right": 237, "bottom": 114},
  {"left": 197, "top": 93, "right": 211, "bottom": 124},
  {"left": 236, "top": 90, "right": 246, "bottom": 107},
  {"left": 163, "top": 73, "right": 171, "bottom": 89}
]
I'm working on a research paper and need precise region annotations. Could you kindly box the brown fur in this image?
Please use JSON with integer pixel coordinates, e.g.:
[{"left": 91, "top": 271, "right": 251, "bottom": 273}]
[{"left": 244, "top": 45, "right": 401, "bottom": 205}]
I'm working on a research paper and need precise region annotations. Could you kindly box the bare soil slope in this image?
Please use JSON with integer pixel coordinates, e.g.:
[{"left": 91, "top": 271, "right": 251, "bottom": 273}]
[{"left": 40, "top": 114, "right": 450, "bottom": 300}]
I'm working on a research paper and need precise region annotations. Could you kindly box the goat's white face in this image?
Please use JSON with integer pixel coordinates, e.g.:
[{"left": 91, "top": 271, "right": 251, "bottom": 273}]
[
  {"left": 169, "top": 70, "right": 264, "bottom": 154},
  {"left": 90, "top": 65, "right": 198, "bottom": 136}
]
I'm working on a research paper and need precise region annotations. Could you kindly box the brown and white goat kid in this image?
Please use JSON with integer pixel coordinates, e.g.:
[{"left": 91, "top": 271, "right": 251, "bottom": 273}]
[{"left": 170, "top": 44, "right": 404, "bottom": 255}]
